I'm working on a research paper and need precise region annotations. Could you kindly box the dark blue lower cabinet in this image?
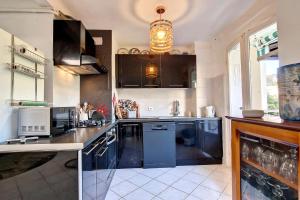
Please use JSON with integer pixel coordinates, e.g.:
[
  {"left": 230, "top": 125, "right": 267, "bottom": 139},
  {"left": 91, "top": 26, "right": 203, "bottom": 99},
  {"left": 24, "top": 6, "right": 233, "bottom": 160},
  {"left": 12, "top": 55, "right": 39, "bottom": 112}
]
[
  {"left": 117, "top": 123, "right": 143, "bottom": 168},
  {"left": 176, "top": 119, "right": 223, "bottom": 165},
  {"left": 197, "top": 119, "right": 223, "bottom": 163},
  {"left": 0, "top": 151, "right": 79, "bottom": 200},
  {"left": 82, "top": 127, "right": 117, "bottom": 200}
]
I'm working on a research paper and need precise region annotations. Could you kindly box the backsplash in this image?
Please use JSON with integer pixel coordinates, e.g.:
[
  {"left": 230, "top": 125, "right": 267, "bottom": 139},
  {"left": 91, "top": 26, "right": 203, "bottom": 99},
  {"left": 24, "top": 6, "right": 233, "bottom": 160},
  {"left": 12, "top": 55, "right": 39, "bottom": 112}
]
[{"left": 117, "top": 88, "right": 196, "bottom": 117}]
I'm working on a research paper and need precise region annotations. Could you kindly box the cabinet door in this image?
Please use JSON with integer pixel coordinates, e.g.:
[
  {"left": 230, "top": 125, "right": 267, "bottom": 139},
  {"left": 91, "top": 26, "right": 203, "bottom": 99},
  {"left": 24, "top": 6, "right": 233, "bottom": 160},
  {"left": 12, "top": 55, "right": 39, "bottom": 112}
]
[
  {"left": 161, "top": 55, "right": 196, "bottom": 88},
  {"left": 117, "top": 123, "right": 143, "bottom": 168},
  {"left": 117, "top": 55, "right": 142, "bottom": 88},
  {"left": 175, "top": 121, "right": 198, "bottom": 165},
  {"left": 199, "top": 120, "right": 223, "bottom": 159},
  {"left": 140, "top": 55, "right": 161, "bottom": 88}
]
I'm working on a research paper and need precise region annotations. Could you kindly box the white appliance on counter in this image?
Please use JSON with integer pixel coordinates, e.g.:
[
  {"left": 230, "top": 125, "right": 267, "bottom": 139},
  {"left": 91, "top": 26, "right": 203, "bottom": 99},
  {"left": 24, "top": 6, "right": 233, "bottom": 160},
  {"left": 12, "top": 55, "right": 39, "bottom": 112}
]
[{"left": 18, "top": 107, "right": 50, "bottom": 136}]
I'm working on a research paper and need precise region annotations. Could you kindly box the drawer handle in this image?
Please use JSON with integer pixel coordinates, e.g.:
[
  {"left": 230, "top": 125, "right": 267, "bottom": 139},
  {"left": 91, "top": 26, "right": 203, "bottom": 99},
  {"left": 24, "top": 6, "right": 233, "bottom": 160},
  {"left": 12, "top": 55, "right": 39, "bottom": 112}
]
[
  {"left": 83, "top": 137, "right": 106, "bottom": 155},
  {"left": 96, "top": 147, "right": 108, "bottom": 157}
]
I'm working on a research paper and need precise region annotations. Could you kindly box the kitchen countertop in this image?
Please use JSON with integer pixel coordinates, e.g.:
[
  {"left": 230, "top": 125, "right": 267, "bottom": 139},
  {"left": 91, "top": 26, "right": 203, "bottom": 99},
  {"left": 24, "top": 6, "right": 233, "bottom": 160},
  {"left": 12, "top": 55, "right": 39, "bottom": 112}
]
[
  {"left": 0, "top": 117, "right": 221, "bottom": 153},
  {"left": 118, "top": 116, "right": 221, "bottom": 122},
  {"left": 0, "top": 122, "right": 117, "bottom": 153}
]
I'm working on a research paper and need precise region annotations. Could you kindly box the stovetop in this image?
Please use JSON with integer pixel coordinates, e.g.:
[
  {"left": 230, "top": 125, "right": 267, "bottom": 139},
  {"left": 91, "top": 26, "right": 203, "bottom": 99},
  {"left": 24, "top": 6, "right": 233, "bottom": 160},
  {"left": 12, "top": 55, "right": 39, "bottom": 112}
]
[{"left": 77, "top": 120, "right": 103, "bottom": 128}]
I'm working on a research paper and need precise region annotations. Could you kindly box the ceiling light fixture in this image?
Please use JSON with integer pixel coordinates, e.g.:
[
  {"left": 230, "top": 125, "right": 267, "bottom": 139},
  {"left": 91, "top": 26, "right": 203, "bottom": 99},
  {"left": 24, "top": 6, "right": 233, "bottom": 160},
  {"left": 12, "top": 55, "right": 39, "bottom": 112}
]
[{"left": 150, "top": 6, "right": 173, "bottom": 53}]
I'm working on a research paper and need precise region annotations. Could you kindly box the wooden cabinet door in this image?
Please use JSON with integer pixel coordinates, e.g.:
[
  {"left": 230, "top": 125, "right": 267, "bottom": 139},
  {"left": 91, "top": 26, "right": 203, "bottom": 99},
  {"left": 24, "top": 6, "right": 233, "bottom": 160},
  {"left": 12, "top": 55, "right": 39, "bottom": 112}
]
[
  {"left": 117, "top": 55, "right": 142, "bottom": 88},
  {"left": 140, "top": 55, "right": 161, "bottom": 88},
  {"left": 161, "top": 55, "right": 196, "bottom": 88}
]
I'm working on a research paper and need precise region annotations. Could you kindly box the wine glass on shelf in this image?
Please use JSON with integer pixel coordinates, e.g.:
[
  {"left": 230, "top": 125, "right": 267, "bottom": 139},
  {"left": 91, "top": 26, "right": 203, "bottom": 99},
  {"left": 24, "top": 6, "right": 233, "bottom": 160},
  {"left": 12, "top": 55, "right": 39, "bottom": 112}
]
[
  {"left": 279, "top": 148, "right": 298, "bottom": 183},
  {"left": 253, "top": 144, "right": 264, "bottom": 165},
  {"left": 241, "top": 142, "right": 250, "bottom": 160}
]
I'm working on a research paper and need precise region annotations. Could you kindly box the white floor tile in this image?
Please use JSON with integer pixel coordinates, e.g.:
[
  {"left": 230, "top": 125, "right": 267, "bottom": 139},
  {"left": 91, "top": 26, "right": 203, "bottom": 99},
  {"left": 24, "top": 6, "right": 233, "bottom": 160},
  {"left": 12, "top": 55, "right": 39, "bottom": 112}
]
[
  {"left": 111, "top": 176, "right": 124, "bottom": 187},
  {"left": 128, "top": 174, "right": 151, "bottom": 187},
  {"left": 123, "top": 188, "right": 154, "bottom": 200},
  {"left": 223, "top": 183, "right": 232, "bottom": 196},
  {"left": 192, "top": 166, "right": 214, "bottom": 176},
  {"left": 182, "top": 172, "right": 206, "bottom": 184},
  {"left": 105, "top": 190, "right": 121, "bottom": 200},
  {"left": 185, "top": 195, "right": 201, "bottom": 200},
  {"left": 139, "top": 168, "right": 165, "bottom": 178},
  {"left": 109, "top": 165, "right": 231, "bottom": 200},
  {"left": 191, "top": 185, "right": 221, "bottom": 200},
  {"left": 172, "top": 179, "right": 198, "bottom": 194},
  {"left": 155, "top": 172, "right": 180, "bottom": 185},
  {"left": 110, "top": 181, "right": 138, "bottom": 197},
  {"left": 201, "top": 178, "right": 228, "bottom": 193},
  {"left": 167, "top": 168, "right": 190, "bottom": 177},
  {"left": 115, "top": 169, "right": 138, "bottom": 180},
  {"left": 219, "top": 194, "right": 232, "bottom": 200},
  {"left": 208, "top": 171, "right": 231, "bottom": 184},
  {"left": 158, "top": 187, "right": 188, "bottom": 200},
  {"left": 142, "top": 180, "right": 168, "bottom": 195}
]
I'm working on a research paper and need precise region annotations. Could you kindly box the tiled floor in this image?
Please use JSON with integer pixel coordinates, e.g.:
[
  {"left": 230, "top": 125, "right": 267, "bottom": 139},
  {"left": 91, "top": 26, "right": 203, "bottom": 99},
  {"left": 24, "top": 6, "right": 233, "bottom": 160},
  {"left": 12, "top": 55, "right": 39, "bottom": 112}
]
[{"left": 105, "top": 165, "right": 232, "bottom": 200}]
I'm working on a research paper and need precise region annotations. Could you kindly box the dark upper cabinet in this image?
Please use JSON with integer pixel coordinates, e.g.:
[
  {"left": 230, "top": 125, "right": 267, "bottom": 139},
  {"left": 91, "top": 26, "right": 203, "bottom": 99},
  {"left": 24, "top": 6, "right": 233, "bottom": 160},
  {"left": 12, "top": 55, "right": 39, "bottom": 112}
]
[
  {"left": 116, "top": 54, "right": 196, "bottom": 88},
  {"left": 161, "top": 55, "right": 196, "bottom": 88},
  {"left": 141, "top": 55, "right": 161, "bottom": 88},
  {"left": 117, "top": 55, "right": 142, "bottom": 88}
]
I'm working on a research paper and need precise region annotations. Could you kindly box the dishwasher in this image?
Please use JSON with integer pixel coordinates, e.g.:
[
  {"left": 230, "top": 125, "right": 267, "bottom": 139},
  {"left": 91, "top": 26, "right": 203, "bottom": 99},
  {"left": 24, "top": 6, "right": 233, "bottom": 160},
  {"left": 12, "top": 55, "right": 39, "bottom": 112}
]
[{"left": 143, "top": 122, "right": 176, "bottom": 168}]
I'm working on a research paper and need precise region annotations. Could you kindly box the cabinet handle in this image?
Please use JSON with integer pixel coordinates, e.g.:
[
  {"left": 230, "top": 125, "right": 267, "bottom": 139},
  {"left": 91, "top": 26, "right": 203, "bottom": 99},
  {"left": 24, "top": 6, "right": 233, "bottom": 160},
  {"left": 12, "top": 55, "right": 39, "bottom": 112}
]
[
  {"left": 144, "top": 84, "right": 159, "bottom": 87},
  {"left": 107, "top": 134, "right": 117, "bottom": 145},
  {"left": 177, "top": 122, "right": 194, "bottom": 125},
  {"left": 123, "top": 84, "right": 140, "bottom": 87},
  {"left": 122, "top": 124, "right": 139, "bottom": 127},
  {"left": 169, "top": 84, "right": 184, "bottom": 87}
]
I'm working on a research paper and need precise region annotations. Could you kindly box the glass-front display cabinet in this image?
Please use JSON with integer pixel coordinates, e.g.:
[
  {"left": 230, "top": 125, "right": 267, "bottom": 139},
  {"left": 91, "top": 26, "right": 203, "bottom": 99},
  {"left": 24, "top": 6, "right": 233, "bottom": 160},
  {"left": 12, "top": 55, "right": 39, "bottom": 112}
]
[{"left": 228, "top": 117, "right": 299, "bottom": 200}]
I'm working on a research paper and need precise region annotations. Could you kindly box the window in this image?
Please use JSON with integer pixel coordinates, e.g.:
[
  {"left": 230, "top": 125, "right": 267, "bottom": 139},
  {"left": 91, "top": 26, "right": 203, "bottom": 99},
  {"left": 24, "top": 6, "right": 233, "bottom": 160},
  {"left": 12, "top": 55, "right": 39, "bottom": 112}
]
[{"left": 248, "top": 23, "right": 279, "bottom": 115}]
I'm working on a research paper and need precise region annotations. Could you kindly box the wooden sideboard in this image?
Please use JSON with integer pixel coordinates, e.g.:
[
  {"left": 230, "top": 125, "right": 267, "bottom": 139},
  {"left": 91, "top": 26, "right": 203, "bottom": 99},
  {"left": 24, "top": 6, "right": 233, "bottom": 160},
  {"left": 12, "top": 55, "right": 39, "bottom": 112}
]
[{"left": 227, "top": 116, "right": 300, "bottom": 200}]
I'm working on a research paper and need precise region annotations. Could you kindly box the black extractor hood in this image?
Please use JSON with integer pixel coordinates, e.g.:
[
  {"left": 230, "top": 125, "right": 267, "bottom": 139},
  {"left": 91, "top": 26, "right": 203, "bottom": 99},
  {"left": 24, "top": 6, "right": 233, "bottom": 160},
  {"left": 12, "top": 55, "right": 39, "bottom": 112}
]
[{"left": 53, "top": 20, "right": 108, "bottom": 75}]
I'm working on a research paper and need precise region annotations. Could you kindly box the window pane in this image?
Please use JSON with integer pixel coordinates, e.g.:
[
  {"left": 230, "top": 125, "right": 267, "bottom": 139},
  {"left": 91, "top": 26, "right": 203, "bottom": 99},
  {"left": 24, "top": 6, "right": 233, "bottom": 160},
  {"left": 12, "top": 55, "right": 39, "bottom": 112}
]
[{"left": 248, "top": 24, "right": 279, "bottom": 115}]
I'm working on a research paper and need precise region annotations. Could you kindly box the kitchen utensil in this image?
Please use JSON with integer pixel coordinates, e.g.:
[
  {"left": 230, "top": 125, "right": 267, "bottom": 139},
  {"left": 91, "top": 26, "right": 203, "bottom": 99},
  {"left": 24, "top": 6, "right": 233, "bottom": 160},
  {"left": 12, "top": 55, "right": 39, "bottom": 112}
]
[{"left": 205, "top": 106, "right": 216, "bottom": 118}]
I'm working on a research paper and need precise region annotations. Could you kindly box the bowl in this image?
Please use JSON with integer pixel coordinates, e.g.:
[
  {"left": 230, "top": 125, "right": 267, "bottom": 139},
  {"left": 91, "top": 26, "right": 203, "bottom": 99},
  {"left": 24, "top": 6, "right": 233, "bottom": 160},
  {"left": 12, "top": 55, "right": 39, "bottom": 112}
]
[{"left": 242, "top": 110, "right": 264, "bottom": 118}]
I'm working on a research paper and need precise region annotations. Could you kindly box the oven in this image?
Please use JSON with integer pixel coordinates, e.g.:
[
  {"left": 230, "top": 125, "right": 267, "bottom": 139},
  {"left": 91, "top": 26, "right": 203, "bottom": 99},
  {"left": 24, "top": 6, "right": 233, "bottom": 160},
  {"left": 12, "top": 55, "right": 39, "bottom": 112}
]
[{"left": 50, "top": 107, "right": 76, "bottom": 136}]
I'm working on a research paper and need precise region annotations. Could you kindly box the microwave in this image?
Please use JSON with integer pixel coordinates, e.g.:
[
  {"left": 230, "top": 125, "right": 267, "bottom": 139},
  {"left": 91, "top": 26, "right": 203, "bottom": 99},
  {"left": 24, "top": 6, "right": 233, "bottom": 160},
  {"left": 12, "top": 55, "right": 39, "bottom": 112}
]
[{"left": 50, "top": 107, "right": 77, "bottom": 136}]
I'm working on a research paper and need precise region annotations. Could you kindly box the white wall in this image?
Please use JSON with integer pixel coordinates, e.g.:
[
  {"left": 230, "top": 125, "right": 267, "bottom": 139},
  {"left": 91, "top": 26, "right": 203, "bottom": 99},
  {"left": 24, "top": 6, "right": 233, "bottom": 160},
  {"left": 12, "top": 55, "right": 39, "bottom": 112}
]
[
  {"left": 117, "top": 89, "right": 196, "bottom": 117},
  {"left": 53, "top": 67, "right": 80, "bottom": 107},
  {"left": 277, "top": 0, "right": 300, "bottom": 66},
  {"left": 0, "top": 2, "right": 80, "bottom": 141},
  {"left": 196, "top": 0, "right": 277, "bottom": 166}
]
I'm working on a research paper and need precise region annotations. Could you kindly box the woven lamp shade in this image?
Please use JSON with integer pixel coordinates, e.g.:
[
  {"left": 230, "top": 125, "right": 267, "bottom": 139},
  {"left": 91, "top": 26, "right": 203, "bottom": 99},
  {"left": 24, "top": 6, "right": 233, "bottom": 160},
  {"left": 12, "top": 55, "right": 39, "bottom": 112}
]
[
  {"left": 145, "top": 63, "right": 159, "bottom": 78},
  {"left": 150, "top": 19, "right": 173, "bottom": 53}
]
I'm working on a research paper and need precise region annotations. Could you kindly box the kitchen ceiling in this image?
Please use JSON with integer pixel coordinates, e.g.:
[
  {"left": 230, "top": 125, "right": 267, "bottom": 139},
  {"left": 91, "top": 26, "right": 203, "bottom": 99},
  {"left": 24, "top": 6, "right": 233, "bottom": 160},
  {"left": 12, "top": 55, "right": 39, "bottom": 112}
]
[{"left": 48, "top": 0, "right": 255, "bottom": 46}]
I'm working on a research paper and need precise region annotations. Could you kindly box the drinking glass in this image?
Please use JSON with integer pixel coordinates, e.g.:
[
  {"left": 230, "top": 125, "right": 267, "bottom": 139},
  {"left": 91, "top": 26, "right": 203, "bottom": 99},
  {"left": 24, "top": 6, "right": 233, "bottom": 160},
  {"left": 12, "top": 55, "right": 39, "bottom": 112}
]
[
  {"left": 253, "top": 145, "right": 264, "bottom": 165},
  {"left": 279, "top": 149, "right": 298, "bottom": 183},
  {"left": 262, "top": 149, "right": 280, "bottom": 172},
  {"left": 241, "top": 142, "right": 250, "bottom": 160}
]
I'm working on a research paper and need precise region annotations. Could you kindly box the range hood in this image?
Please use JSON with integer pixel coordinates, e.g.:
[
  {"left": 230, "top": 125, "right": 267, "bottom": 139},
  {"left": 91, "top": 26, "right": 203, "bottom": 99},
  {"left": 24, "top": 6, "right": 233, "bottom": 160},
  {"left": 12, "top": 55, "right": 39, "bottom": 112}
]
[{"left": 53, "top": 20, "right": 108, "bottom": 75}]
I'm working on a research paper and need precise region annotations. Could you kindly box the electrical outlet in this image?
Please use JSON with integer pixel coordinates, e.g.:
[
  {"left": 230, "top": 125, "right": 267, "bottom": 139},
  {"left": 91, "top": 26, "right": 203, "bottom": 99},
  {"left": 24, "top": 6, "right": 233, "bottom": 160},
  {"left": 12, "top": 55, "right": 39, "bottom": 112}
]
[{"left": 148, "top": 106, "right": 154, "bottom": 111}]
